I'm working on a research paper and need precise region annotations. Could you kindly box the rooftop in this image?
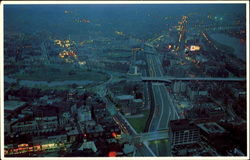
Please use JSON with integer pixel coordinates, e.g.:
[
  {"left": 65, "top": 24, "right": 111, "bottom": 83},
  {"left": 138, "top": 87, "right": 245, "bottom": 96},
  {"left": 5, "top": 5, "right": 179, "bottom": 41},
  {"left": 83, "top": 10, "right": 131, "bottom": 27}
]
[
  {"left": 67, "top": 129, "right": 79, "bottom": 136},
  {"left": 116, "top": 95, "right": 134, "bottom": 100},
  {"left": 78, "top": 141, "right": 97, "bottom": 152},
  {"left": 197, "top": 122, "right": 226, "bottom": 134},
  {"left": 5, "top": 101, "right": 26, "bottom": 112},
  {"left": 133, "top": 99, "right": 143, "bottom": 103},
  {"left": 169, "top": 119, "right": 197, "bottom": 132},
  {"left": 33, "top": 105, "right": 58, "bottom": 117}
]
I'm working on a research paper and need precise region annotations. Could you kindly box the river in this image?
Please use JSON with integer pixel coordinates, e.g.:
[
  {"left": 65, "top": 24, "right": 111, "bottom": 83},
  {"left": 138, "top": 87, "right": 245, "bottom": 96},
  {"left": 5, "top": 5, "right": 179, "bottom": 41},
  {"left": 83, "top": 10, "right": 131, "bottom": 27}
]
[{"left": 210, "top": 33, "right": 246, "bottom": 61}]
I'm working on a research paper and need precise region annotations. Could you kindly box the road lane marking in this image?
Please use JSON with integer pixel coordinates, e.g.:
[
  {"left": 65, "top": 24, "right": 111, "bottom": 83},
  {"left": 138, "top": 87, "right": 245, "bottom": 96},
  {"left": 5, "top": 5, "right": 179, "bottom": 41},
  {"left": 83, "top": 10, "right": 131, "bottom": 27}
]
[{"left": 156, "top": 85, "right": 164, "bottom": 130}]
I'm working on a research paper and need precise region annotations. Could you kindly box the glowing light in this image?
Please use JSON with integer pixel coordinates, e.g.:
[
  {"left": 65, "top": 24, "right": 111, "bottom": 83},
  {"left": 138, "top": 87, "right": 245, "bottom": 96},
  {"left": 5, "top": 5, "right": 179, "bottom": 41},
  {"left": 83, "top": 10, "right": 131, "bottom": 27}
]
[
  {"left": 78, "top": 61, "right": 86, "bottom": 65},
  {"left": 115, "top": 31, "right": 125, "bottom": 36},
  {"left": 64, "top": 10, "right": 72, "bottom": 14},
  {"left": 112, "top": 132, "right": 117, "bottom": 138},
  {"left": 18, "top": 144, "right": 29, "bottom": 148},
  {"left": 82, "top": 19, "right": 90, "bottom": 23},
  {"left": 108, "top": 151, "right": 117, "bottom": 157},
  {"left": 54, "top": 39, "right": 73, "bottom": 48},
  {"left": 190, "top": 45, "right": 200, "bottom": 51}
]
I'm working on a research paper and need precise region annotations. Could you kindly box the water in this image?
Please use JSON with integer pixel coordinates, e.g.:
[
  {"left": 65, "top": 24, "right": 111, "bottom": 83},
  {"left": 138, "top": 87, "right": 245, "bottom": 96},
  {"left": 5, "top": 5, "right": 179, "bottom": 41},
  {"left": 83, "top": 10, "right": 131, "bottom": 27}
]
[{"left": 210, "top": 33, "right": 246, "bottom": 61}]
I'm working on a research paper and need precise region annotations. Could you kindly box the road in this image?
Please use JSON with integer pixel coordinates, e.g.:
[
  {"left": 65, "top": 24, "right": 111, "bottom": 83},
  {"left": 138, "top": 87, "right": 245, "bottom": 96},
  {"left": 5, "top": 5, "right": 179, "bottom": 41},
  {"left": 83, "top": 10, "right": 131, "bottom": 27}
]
[
  {"left": 141, "top": 76, "right": 246, "bottom": 82},
  {"left": 133, "top": 130, "right": 169, "bottom": 142},
  {"left": 146, "top": 54, "right": 179, "bottom": 131},
  {"left": 145, "top": 53, "right": 179, "bottom": 156}
]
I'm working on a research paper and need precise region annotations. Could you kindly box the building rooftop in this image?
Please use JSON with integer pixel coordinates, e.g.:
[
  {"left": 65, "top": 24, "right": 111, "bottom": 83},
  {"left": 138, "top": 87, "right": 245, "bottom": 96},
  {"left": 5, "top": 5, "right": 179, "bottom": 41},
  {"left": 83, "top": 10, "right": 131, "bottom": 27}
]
[
  {"left": 4, "top": 101, "right": 26, "bottom": 112},
  {"left": 133, "top": 99, "right": 143, "bottom": 103},
  {"left": 116, "top": 95, "right": 134, "bottom": 100},
  {"left": 33, "top": 105, "right": 58, "bottom": 117},
  {"left": 78, "top": 141, "right": 97, "bottom": 152},
  {"left": 197, "top": 122, "right": 226, "bottom": 134},
  {"left": 86, "top": 124, "right": 104, "bottom": 133},
  {"left": 203, "top": 103, "right": 224, "bottom": 113},
  {"left": 67, "top": 129, "right": 79, "bottom": 136},
  {"left": 169, "top": 119, "right": 197, "bottom": 132},
  {"left": 123, "top": 144, "right": 135, "bottom": 154}
]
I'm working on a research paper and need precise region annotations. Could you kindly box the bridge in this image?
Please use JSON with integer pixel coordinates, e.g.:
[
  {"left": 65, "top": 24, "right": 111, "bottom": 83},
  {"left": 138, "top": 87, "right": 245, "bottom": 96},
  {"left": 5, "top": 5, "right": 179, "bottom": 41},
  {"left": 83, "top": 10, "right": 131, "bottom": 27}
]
[
  {"left": 131, "top": 129, "right": 169, "bottom": 142},
  {"left": 134, "top": 129, "right": 169, "bottom": 142},
  {"left": 141, "top": 76, "right": 246, "bottom": 83}
]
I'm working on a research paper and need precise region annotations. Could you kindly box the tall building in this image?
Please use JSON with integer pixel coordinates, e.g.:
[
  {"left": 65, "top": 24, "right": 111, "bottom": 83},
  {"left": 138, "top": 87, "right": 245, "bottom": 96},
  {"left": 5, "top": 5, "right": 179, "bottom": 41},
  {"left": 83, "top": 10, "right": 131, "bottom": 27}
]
[{"left": 169, "top": 119, "right": 200, "bottom": 147}]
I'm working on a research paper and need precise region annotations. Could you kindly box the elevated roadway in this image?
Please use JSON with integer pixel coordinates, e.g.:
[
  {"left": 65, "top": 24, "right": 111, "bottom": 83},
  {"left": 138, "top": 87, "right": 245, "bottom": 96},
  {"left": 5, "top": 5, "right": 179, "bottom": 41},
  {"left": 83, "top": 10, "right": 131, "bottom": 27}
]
[{"left": 141, "top": 76, "right": 246, "bottom": 83}]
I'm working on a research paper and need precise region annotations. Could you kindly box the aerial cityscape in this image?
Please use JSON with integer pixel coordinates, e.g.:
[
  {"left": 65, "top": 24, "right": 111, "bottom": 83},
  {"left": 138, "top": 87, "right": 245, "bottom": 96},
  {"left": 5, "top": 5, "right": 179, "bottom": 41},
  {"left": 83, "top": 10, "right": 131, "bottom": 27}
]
[{"left": 2, "top": 3, "right": 247, "bottom": 158}]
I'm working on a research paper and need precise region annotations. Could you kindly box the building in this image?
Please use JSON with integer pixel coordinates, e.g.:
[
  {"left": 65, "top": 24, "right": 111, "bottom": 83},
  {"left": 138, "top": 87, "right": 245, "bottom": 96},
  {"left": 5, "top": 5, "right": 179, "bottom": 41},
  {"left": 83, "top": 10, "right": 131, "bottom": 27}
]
[
  {"left": 196, "top": 122, "right": 226, "bottom": 142},
  {"left": 122, "top": 144, "right": 135, "bottom": 156},
  {"left": 173, "top": 81, "right": 187, "bottom": 93},
  {"left": 78, "top": 140, "right": 98, "bottom": 153},
  {"left": 115, "top": 95, "right": 134, "bottom": 115},
  {"left": 85, "top": 124, "right": 104, "bottom": 138},
  {"left": 186, "top": 84, "right": 208, "bottom": 101},
  {"left": 78, "top": 106, "right": 92, "bottom": 123},
  {"left": 169, "top": 119, "right": 200, "bottom": 147},
  {"left": 204, "top": 104, "right": 226, "bottom": 121},
  {"left": 11, "top": 120, "right": 38, "bottom": 135},
  {"left": 4, "top": 101, "right": 27, "bottom": 115},
  {"left": 132, "top": 99, "right": 143, "bottom": 112},
  {"left": 11, "top": 105, "right": 59, "bottom": 135},
  {"left": 48, "top": 134, "right": 67, "bottom": 144},
  {"left": 59, "top": 112, "right": 72, "bottom": 127},
  {"left": 67, "top": 129, "right": 80, "bottom": 143}
]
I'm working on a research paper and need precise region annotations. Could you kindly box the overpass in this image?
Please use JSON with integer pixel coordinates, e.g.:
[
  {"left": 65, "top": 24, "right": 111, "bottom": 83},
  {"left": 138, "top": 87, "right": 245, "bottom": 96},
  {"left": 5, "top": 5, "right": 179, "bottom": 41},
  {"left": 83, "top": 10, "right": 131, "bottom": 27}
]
[
  {"left": 132, "top": 129, "right": 169, "bottom": 142},
  {"left": 141, "top": 76, "right": 246, "bottom": 83}
]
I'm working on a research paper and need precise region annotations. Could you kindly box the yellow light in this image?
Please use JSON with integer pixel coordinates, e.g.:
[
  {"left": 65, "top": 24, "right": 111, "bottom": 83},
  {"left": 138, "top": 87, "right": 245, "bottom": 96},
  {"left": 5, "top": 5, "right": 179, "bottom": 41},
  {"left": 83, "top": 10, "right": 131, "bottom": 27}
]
[
  {"left": 190, "top": 45, "right": 200, "bottom": 51},
  {"left": 115, "top": 31, "right": 124, "bottom": 36},
  {"left": 79, "top": 61, "right": 86, "bottom": 65},
  {"left": 65, "top": 43, "right": 70, "bottom": 48}
]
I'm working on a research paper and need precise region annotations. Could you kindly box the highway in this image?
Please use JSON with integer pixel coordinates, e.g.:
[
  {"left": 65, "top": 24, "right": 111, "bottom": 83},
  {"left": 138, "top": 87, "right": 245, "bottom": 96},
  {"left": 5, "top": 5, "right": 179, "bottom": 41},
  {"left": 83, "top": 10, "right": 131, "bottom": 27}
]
[
  {"left": 146, "top": 54, "right": 179, "bottom": 132},
  {"left": 145, "top": 53, "right": 179, "bottom": 156},
  {"left": 141, "top": 76, "right": 246, "bottom": 82},
  {"left": 133, "top": 130, "right": 169, "bottom": 142}
]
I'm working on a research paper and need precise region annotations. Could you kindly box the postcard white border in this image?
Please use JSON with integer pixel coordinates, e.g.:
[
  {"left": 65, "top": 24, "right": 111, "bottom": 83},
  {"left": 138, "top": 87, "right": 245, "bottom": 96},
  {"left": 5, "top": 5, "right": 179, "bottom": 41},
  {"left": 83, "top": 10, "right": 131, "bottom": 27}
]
[{"left": 0, "top": 1, "right": 249, "bottom": 160}]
